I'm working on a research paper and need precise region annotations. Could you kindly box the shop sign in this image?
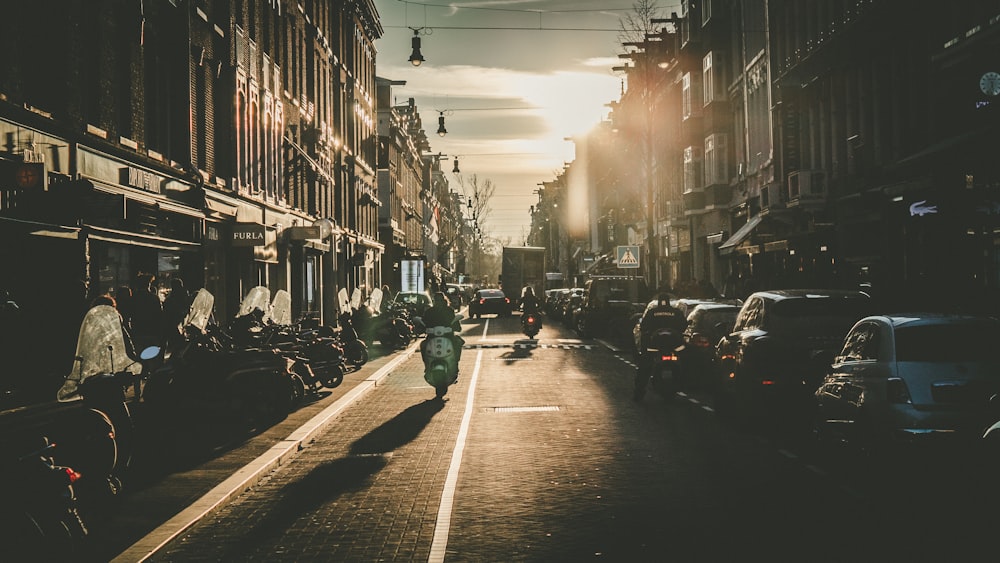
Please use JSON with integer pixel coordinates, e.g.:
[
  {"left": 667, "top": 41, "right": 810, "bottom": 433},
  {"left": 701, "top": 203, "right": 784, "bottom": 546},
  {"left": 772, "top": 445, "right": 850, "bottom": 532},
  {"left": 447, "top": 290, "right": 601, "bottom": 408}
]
[
  {"left": 285, "top": 226, "right": 322, "bottom": 240},
  {"left": 118, "top": 166, "right": 163, "bottom": 194},
  {"left": 205, "top": 224, "right": 221, "bottom": 244},
  {"left": 401, "top": 258, "right": 425, "bottom": 293},
  {"left": 233, "top": 223, "right": 266, "bottom": 246}
]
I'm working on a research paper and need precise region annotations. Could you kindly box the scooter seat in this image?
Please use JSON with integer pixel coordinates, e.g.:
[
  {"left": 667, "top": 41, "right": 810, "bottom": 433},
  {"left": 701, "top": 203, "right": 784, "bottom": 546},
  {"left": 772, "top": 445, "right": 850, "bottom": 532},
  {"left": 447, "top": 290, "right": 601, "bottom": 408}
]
[{"left": 426, "top": 325, "right": 454, "bottom": 337}]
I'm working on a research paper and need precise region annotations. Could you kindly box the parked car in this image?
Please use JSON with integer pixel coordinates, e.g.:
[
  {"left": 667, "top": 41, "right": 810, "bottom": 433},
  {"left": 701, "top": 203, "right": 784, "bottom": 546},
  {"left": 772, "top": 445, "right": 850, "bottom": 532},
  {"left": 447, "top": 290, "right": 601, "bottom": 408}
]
[
  {"left": 544, "top": 288, "right": 568, "bottom": 316},
  {"left": 392, "top": 291, "right": 433, "bottom": 317},
  {"left": 672, "top": 298, "right": 724, "bottom": 319},
  {"left": 558, "top": 288, "right": 584, "bottom": 324},
  {"left": 469, "top": 289, "right": 512, "bottom": 318},
  {"left": 715, "top": 289, "right": 873, "bottom": 420},
  {"left": 678, "top": 302, "right": 741, "bottom": 389},
  {"left": 444, "top": 284, "right": 464, "bottom": 310},
  {"left": 574, "top": 276, "right": 650, "bottom": 339},
  {"left": 816, "top": 313, "right": 1000, "bottom": 456}
]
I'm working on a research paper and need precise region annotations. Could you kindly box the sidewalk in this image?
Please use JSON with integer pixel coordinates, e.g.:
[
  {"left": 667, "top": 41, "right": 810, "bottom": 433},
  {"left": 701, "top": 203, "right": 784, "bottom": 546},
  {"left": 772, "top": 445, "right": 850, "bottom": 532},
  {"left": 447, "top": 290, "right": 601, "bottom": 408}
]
[{"left": 91, "top": 342, "right": 418, "bottom": 563}]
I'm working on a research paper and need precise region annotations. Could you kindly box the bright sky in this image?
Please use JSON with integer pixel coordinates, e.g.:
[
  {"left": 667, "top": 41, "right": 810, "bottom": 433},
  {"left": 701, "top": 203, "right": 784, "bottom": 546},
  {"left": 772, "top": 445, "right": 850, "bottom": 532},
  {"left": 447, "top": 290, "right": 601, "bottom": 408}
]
[{"left": 373, "top": 0, "right": 681, "bottom": 244}]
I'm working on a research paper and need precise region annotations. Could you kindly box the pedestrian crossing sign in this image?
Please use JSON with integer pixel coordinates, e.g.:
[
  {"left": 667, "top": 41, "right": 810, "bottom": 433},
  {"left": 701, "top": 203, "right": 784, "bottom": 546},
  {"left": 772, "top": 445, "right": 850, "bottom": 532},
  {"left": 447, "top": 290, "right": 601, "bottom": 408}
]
[{"left": 616, "top": 245, "right": 640, "bottom": 269}]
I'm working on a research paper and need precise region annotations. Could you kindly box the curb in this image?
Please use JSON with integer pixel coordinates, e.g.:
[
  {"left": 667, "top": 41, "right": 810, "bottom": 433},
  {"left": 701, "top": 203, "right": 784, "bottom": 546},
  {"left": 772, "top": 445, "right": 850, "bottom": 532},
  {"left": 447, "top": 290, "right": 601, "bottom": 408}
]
[{"left": 111, "top": 343, "right": 419, "bottom": 563}]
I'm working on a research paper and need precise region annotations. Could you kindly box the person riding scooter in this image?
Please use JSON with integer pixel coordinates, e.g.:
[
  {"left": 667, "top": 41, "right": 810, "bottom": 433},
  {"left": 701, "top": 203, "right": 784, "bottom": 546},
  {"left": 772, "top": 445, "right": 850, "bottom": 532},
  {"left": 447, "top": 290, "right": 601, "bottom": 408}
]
[
  {"left": 634, "top": 292, "right": 687, "bottom": 400},
  {"left": 519, "top": 286, "right": 540, "bottom": 314},
  {"left": 420, "top": 292, "right": 464, "bottom": 366},
  {"left": 519, "top": 286, "right": 542, "bottom": 333}
]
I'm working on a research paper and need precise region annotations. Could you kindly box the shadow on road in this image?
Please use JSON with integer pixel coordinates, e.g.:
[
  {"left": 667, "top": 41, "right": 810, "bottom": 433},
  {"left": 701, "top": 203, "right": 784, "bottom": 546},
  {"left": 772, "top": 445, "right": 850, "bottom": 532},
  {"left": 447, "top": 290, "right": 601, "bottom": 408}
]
[
  {"left": 350, "top": 398, "right": 445, "bottom": 456},
  {"left": 223, "top": 454, "right": 389, "bottom": 558}
]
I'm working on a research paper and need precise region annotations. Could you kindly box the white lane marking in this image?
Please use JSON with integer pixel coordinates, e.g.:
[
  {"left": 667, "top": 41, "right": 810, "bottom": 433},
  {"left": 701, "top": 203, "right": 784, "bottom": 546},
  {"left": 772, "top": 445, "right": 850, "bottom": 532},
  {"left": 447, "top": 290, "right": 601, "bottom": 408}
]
[{"left": 428, "top": 350, "right": 483, "bottom": 563}]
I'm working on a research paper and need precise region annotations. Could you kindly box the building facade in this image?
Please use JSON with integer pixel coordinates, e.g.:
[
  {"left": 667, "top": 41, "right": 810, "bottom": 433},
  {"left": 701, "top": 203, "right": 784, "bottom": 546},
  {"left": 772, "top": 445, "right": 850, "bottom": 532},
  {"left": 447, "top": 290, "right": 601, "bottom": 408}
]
[
  {"left": 0, "top": 0, "right": 395, "bottom": 389},
  {"left": 550, "top": 0, "right": 1000, "bottom": 309}
]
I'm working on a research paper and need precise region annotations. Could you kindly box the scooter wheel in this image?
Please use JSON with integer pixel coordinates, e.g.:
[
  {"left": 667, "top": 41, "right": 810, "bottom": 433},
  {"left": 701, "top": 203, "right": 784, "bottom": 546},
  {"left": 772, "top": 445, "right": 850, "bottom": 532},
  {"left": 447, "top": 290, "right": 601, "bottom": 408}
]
[
  {"left": 289, "top": 373, "right": 306, "bottom": 403},
  {"left": 352, "top": 347, "right": 369, "bottom": 367},
  {"left": 320, "top": 366, "right": 344, "bottom": 389}
]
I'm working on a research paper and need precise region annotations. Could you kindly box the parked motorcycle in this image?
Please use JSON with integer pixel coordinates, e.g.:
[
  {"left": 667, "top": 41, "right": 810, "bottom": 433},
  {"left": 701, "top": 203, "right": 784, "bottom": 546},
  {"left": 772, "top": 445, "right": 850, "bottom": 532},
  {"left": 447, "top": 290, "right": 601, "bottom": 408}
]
[
  {"left": 351, "top": 288, "right": 413, "bottom": 349},
  {"left": 521, "top": 312, "right": 541, "bottom": 339},
  {"left": 54, "top": 304, "right": 160, "bottom": 496},
  {"left": 633, "top": 328, "right": 684, "bottom": 402},
  {"left": 335, "top": 313, "right": 369, "bottom": 368},
  {"left": 263, "top": 289, "right": 346, "bottom": 390},
  {"left": 0, "top": 437, "right": 88, "bottom": 560},
  {"left": 142, "top": 289, "right": 297, "bottom": 435},
  {"left": 422, "top": 315, "right": 463, "bottom": 399}
]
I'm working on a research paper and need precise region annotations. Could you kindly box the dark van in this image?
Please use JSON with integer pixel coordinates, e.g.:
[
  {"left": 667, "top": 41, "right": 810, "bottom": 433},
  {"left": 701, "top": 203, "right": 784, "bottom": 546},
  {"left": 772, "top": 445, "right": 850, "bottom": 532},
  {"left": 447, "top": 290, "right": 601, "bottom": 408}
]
[{"left": 574, "top": 276, "right": 650, "bottom": 339}]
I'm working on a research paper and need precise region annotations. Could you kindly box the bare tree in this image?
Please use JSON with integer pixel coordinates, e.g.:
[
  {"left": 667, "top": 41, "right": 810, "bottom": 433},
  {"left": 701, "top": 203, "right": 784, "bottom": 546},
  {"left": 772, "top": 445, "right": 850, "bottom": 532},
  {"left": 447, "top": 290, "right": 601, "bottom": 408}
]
[
  {"left": 617, "top": 0, "right": 666, "bottom": 46},
  {"left": 454, "top": 173, "right": 496, "bottom": 238}
]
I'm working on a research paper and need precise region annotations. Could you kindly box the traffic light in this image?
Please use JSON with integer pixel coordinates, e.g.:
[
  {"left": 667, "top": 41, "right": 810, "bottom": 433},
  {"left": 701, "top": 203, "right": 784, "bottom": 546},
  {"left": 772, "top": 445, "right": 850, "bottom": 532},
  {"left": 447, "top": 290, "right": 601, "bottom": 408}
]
[{"left": 0, "top": 160, "right": 46, "bottom": 190}]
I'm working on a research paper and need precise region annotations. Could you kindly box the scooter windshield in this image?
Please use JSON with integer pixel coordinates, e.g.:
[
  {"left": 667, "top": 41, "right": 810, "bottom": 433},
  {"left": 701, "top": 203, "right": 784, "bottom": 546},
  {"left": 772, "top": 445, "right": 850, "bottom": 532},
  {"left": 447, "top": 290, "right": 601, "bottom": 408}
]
[
  {"left": 368, "top": 288, "right": 384, "bottom": 313},
  {"left": 350, "top": 288, "right": 363, "bottom": 311},
  {"left": 269, "top": 290, "right": 292, "bottom": 326},
  {"left": 57, "top": 305, "right": 140, "bottom": 402},
  {"left": 238, "top": 286, "right": 271, "bottom": 318},
  {"left": 183, "top": 288, "right": 215, "bottom": 331},
  {"left": 338, "top": 288, "right": 352, "bottom": 315}
]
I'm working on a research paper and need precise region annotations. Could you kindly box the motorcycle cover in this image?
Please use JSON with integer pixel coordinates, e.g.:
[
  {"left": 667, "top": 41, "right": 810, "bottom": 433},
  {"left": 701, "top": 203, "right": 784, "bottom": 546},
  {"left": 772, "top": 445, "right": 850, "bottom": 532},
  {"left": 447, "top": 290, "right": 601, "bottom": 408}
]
[
  {"left": 57, "top": 305, "right": 141, "bottom": 402},
  {"left": 269, "top": 289, "right": 293, "bottom": 326},
  {"left": 183, "top": 288, "right": 215, "bottom": 332},
  {"left": 238, "top": 286, "right": 271, "bottom": 319}
]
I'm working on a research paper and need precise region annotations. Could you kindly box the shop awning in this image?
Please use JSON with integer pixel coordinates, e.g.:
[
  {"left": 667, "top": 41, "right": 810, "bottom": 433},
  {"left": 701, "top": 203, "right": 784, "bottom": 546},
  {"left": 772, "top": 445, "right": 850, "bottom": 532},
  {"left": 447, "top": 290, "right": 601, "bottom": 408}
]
[
  {"left": 86, "top": 225, "right": 200, "bottom": 252},
  {"left": 87, "top": 178, "right": 204, "bottom": 219},
  {"left": 719, "top": 214, "right": 763, "bottom": 255},
  {"left": 0, "top": 216, "right": 80, "bottom": 240}
]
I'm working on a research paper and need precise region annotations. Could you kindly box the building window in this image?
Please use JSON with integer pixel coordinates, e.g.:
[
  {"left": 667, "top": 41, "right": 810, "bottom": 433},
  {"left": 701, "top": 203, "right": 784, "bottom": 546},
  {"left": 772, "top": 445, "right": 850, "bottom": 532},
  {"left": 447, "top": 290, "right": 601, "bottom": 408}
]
[
  {"left": 682, "top": 72, "right": 703, "bottom": 120},
  {"left": 704, "top": 134, "right": 728, "bottom": 186},
  {"left": 683, "top": 146, "right": 704, "bottom": 194},
  {"left": 703, "top": 51, "right": 725, "bottom": 106},
  {"left": 681, "top": 0, "right": 692, "bottom": 46},
  {"left": 702, "top": 0, "right": 713, "bottom": 26}
]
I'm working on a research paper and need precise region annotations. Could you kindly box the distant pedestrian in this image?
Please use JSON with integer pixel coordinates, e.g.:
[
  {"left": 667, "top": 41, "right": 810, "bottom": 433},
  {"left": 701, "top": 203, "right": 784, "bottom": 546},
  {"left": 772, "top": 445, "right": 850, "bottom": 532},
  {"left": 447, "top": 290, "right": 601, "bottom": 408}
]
[
  {"left": 161, "top": 278, "right": 191, "bottom": 355},
  {"left": 130, "top": 274, "right": 163, "bottom": 351},
  {"left": 115, "top": 285, "right": 134, "bottom": 333}
]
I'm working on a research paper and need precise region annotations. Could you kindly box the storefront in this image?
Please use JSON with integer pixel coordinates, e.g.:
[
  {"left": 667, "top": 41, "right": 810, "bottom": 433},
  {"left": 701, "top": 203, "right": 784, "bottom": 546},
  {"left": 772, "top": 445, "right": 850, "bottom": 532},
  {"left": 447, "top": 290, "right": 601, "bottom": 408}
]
[{"left": 70, "top": 148, "right": 204, "bottom": 301}]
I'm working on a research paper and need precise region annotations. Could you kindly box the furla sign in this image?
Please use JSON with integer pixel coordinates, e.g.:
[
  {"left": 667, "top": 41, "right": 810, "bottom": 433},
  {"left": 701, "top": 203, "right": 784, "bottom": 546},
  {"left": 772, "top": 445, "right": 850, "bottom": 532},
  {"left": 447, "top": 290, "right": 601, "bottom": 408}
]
[{"left": 232, "top": 223, "right": 266, "bottom": 246}]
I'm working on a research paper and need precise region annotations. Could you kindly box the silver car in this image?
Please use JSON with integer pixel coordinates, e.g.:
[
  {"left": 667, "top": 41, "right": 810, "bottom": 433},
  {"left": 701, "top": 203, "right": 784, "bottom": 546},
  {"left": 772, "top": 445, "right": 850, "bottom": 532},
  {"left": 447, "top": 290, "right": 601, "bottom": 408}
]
[{"left": 815, "top": 313, "right": 1000, "bottom": 453}]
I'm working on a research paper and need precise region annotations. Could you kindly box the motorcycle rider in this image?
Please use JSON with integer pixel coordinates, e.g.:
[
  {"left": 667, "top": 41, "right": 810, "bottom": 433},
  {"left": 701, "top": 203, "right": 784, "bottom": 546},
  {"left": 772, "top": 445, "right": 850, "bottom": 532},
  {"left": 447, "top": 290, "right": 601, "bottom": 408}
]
[
  {"left": 519, "top": 285, "right": 540, "bottom": 314},
  {"left": 420, "top": 292, "right": 464, "bottom": 369},
  {"left": 634, "top": 292, "right": 687, "bottom": 400},
  {"left": 519, "top": 286, "right": 542, "bottom": 332}
]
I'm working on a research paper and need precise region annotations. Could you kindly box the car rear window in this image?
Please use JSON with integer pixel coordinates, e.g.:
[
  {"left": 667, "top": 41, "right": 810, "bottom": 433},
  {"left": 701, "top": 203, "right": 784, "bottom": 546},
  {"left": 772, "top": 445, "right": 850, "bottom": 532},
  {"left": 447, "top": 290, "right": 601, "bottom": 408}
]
[
  {"left": 894, "top": 322, "right": 1000, "bottom": 362},
  {"left": 697, "top": 309, "right": 739, "bottom": 330},
  {"left": 769, "top": 297, "right": 871, "bottom": 335},
  {"left": 480, "top": 290, "right": 504, "bottom": 298}
]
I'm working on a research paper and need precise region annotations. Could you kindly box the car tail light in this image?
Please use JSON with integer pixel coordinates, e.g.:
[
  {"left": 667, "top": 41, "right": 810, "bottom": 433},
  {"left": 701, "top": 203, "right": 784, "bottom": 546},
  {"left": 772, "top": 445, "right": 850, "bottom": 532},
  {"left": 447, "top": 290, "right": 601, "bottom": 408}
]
[
  {"left": 760, "top": 379, "right": 776, "bottom": 386},
  {"left": 504, "top": 298, "right": 510, "bottom": 304},
  {"left": 886, "top": 377, "right": 912, "bottom": 404},
  {"left": 660, "top": 353, "right": 678, "bottom": 362},
  {"left": 479, "top": 298, "right": 486, "bottom": 305}
]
